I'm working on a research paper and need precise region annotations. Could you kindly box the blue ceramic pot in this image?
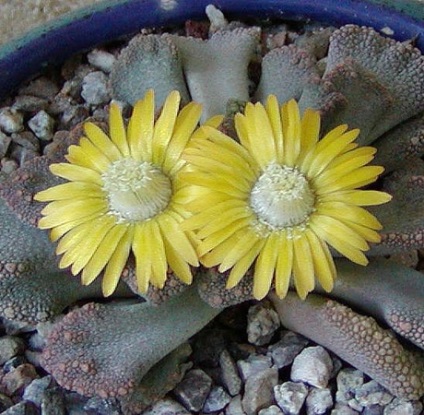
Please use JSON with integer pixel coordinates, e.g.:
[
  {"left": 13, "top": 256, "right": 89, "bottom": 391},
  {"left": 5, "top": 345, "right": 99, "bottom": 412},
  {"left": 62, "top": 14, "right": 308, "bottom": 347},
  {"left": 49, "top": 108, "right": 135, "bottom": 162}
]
[{"left": 0, "top": 0, "right": 423, "bottom": 100}]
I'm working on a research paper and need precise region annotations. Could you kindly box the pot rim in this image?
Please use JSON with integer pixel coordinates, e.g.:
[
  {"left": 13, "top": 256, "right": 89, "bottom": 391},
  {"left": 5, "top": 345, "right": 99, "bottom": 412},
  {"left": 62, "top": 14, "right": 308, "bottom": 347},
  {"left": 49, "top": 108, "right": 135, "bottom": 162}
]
[{"left": 0, "top": 0, "right": 423, "bottom": 100}]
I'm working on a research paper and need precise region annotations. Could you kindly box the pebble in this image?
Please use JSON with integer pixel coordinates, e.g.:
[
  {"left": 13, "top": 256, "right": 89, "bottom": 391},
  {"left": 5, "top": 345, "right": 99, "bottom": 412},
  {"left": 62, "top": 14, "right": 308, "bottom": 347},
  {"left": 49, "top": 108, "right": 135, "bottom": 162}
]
[
  {"left": 28, "top": 110, "right": 55, "bottom": 141},
  {"left": 383, "top": 398, "right": 423, "bottom": 415},
  {"left": 267, "top": 331, "right": 309, "bottom": 369},
  {"left": 87, "top": 49, "right": 117, "bottom": 73},
  {"left": 363, "top": 405, "right": 385, "bottom": 415},
  {"left": 1, "top": 363, "right": 39, "bottom": 396},
  {"left": 83, "top": 396, "right": 121, "bottom": 414},
  {"left": 242, "top": 367, "right": 279, "bottom": 415},
  {"left": 274, "top": 381, "right": 308, "bottom": 415},
  {"left": 143, "top": 398, "right": 191, "bottom": 415},
  {"left": 247, "top": 303, "right": 280, "bottom": 346},
  {"left": 0, "top": 392, "right": 13, "bottom": 411},
  {"left": 306, "top": 387, "right": 333, "bottom": 415},
  {"left": 237, "top": 354, "right": 273, "bottom": 381},
  {"left": 0, "top": 108, "right": 24, "bottom": 133},
  {"left": 331, "top": 403, "right": 360, "bottom": 415},
  {"left": 0, "top": 131, "right": 11, "bottom": 158},
  {"left": 258, "top": 405, "right": 284, "bottom": 415},
  {"left": 11, "top": 131, "right": 40, "bottom": 152},
  {"left": 3, "top": 356, "right": 28, "bottom": 373},
  {"left": 219, "top": 349, "right": 242, "bottom": 396},
  {"left": 1, "top": 401, "right": 39, "bottom": 415},
  {"left": 81, "top": 71, "right": 111, "bottom": 105},
  {"left": 173, "top": 368, "right": 212, "bottom": 412},
  {"left": 19, "top": 77, "right": 60, "bottom": 99},
  {"left": 12, "top": 95, "right": 49, "bottom": 112},
  {"left": 1, "top": 158, "right": 18, "bottom": 174},
  {"left": 23, "top": 375, "right": 55, "bottom": 406},
  {"left": 225, "top": 395, "right": 245, "bottom": 415},
  {"left": 203, "top": 386, "right": 231, "bottom": 413},
  {"left": 335, "top": 369, "right": 364, "bottom": 404},
  {"left": 0, "top": 336, "right": 25, "bottom": 365},
  {"left": 291, "top": 346, "right": 333, "bottom": 388},
  {"left": 41, "top": 388, "right": 67, "bottom": 415},
  {"left": 355, "top": 380, "right": 393, "bottom": 407}
]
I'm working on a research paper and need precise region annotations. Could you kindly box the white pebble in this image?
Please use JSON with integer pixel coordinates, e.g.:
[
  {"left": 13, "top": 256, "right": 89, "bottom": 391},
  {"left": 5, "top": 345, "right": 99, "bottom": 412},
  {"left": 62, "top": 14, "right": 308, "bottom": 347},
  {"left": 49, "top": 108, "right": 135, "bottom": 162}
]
[
  {"left": 87, "top": 49, "right": 116, "bottom": 73},
  {"left": 0, "top": 107, "right": 24, "bottom": 133},
  {"left": 274, "top": 381, "right": 308, "bottom": 415},
  {"left": 28, "top": 110, "right": 55, "bottom": 141}
]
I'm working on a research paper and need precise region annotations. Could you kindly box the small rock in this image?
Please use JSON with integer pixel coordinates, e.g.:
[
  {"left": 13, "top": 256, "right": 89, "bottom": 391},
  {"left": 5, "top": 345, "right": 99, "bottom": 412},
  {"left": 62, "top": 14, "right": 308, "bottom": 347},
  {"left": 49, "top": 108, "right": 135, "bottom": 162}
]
[
  {"left": 203, "top": 386, "right": 231, "bottom": 413},
  {"left": 0, "top": 131, "right": 11, "bottom": 158},
  {"left": 1, "top": 158, "right": 18, "bottom": 174},
  {"left": 19, "top": 77, "right": 60, "bottom": 99},
  {"left": 87, "top": 49, "right": 117, "bottom": 73},
  {"left": 1, "top": 402, "right": 38, "bottom": 415},
  {"left": 335, "top": 369, "right": 364, "bottom": 404},
  {"left": 0, "top": 336, "right": 25, "bottom": 365},
  {"left": 306, "top": 387, "right": 333, "bottom": 415},
  {"left": 10, "top": 144, "right": 39, "bottom": 165},
  {"left": 274, "top": 381, "right": 308, "bottom": 415},
  {"left": 219, "top": 349, "right": 242, "bottom": 396},
  {"left": 3, "top": 356, "right": 27, "bottom": 373},
  {"left": 1, "top": 363, "right": 39, "bottom": 396},
  {"left": 41, "top": 388, "right": 67, "bottom": 415},
  {"left": 225, "top": 395, "right": 245, "bottom": 415},
  {"left": 383, "top": 398, "right": 423, "bottom": 415},
  {"left": 11, "top": 131, "right": 40, "bottom": 152},
  {"left": 23, "top": 375, "right": 55, "bottom": 406},
  {"left": 28, "top": 110, "right": 55, "bottom": 141},
  {"left": 84, "top": 396, "right": 120, "bottom": 415},
  {"left": 267, "top": 331, "right": 308, "bottom": 369},
  {"left": 81, "top": 71, "right": 111, "bottom": 105},
  {"left": 0, "top": 392, "right": 13, "bottom": 411},
  {"left": 354, "top": 381, "right": 393, "bottom": 407},
  {"left": 173, "top": 368, "right": 212, "bottom": 412},
  {"left": 143, "top": 398, "right": 190, "bottom": 415},
  {"left": 237, "top": 354, "right": 273, "bottom": 381},
  {"left": 247, "top": 303, "right": 280, "bottom": 346},
  {"left": 362, "top": 405, "right": 384, "bottom": 415},
  {"left": 12, "top": 95, "right": 49, "bottom": 112},
  {"left": 60, "top": 105, "right": 90, "bottom": 129},
  {"left": 0, "top": 108, "right": 24, "bottom": 133},
  {"left": 242, "top": 367, "right": 279, "bottom": 415},
  {"left": 291, "top": 346, "right": 333, "bottom": 388},
  {"left": 258, "top": 405, "right": 284, "bottom": 415},
  {"left": 331, "top": 403, "right": 360, "bottom": 415}
]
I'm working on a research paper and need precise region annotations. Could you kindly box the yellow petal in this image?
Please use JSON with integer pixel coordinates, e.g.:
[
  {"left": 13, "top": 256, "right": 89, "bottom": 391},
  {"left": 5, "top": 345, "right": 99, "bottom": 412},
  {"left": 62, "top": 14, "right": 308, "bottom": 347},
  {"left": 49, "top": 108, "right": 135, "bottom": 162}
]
[
  {"left": 292, "top": 234, "right": 315, "bottom": 299},
  {"left": 164, "top": 237, "right": 193, "bottom": 284},
  {"left": 265, "top": 94, "right": 284, "bottom": 163},
  {"left": 274, "top": 233, "right": 293, "bottom": 299},
  {"left": 152, "top": 90, "right": 181, "bottom": 166},
  {"left": 319, "top": 190, "right": 392, "bottom": 206},
  {"left": 66, "top": 142, "right": 109, "bottom": 173},
  {"left": 253, "top": 233, "right": 279, "bottom": 300},
  {"left": 84, "top": 122, "right": 122, "bottom": 161},
  {"left": 127, "top": 89, "right": 155, "bottom": 161},
  {"left": 49, "top": 211, "right": 100, "bottom": 242},
  {"left": 35, "top": 181, "right": 103, "bottom": 202},
  {"left": 81, "top": 224, "right": 128, "bottom": 286},
  {"left": 281, "top": 99, "right": 301, "bottom": 167},
  {"left": 132, "top": 222, "right": 151, "bottom": 293},
  {"left": 102, "top": 226, "right": 134, "bottom": 296},
  {"left": 49, "top": 163, "right": 103, "bottom": 186},
  {"left": 109, "top": 102, "right": 130, "bottom": 156},
  {"left": 148, "top": 221, "right": 168, "bottom": 288}
]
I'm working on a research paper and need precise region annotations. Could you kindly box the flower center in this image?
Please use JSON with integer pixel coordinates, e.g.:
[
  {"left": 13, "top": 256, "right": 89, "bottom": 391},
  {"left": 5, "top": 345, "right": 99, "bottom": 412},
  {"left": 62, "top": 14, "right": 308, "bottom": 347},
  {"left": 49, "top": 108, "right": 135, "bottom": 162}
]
[
  {"left": 250, "top": 163, "right": 315, "bottom": 230},
  {"left": 102, "top": 158, "right": 172, "bottom": 223}
]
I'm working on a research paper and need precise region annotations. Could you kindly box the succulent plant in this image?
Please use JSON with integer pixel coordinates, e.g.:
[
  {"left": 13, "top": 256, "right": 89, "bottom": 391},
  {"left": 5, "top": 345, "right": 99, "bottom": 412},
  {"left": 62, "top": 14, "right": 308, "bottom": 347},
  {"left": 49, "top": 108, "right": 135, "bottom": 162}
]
[{"left": 0, "top": 6, "right": 423, "bottom": 412}]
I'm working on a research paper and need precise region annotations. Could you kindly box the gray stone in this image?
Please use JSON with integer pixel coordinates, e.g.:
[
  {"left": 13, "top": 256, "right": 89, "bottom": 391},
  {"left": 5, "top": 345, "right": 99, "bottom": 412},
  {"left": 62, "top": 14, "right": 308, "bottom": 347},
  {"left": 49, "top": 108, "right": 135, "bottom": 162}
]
[
  {"left": 383, "top": 398, "right": 423, "bottom": 415},
  {"left": 3, "top": 356, "right": 27, "bottom": 373},
  {"left": 242, "top": 367, "right": 279, "bottom": 415},
  {"left": 354, "top": 381, "right": 393, "bottom": 407},
  {"left": 0, "top": 108, "right": 24, "bottom": 133},
  {"left": 1, "top": 158, "right": 18, "bottom": 174},
  {"left": 28, "top": 110, "right": 55, "bottom": 141},
  {"left": 87, "top": 49, "right": 117, "bottom": 73},
  {"left": 225, "top": 395, "right": 246, "bottom": 415},
  {"left": 0, "top": 131, "right": 11, "bottom": 158},
  {"left": 291, "top": 346, "right": 333, "bottom": 388},
  {"left": 0, "top": 392, "right": 13, "bottom": 412},
  {"left": 143, "top": 398, "right": 190, "bottom": 415},
  {"left": 173, "top": 368, "right": 212, "bottom": 412},
  {"left": 23, "top": 376, "right": 55, "bottom": 406},
  {"left": 12, "top": 95, "right": 49, "bottom": 112},
  {"left": 258, "top": 405, "right": 284, "bottom": 415},
  {"left": 1, "top": 401, "right": 38, "bottom": 415},
  {"left": 306, "top": 387, "right": 333, "bottom": 415},
  {"left": 331, "top": 403, "right": 360, "bottom": 415},
  {"left": 41, "top": 388, "right": 67, "bottom": 415},
  {"left": 219, "top": 349, "right": 242, "bottom": 396},
  {"left": 19, "top": 77, "right": 59, "bottom": 99},
  {"left": 11, "top": 131, "right": 40, "bottom": 152},
  {"left": 237, "top": 354, "right": 273, "bottom": 381},
  {"left": 247, "top": 303, "right": 280, "bottom": 346},
  {"left": 267, "top": 331, "right": 308, "bottom": 369},
  {"left": 1, "top": 363, "right": 39, "bottom": 396},
  {"left": 363, "top": 405, "right": 385, "bottom": 415},
  {"left": 335, "top": 369, "right": 364, "bottom": 403},
  {"left": 83, "top": 396, "right": 120, "bottom": 415},
  {"left": 81, "top": 71, "right": 111, "bottom": 105},
  {"left": 203, "top": 386, "right": 231, "bottom": 413},
  {"left": 274, "top": 381, "right": 308, "bottom": 415},
  {"left": 0, "top": 336, "right": 25, "bottom": 365}
]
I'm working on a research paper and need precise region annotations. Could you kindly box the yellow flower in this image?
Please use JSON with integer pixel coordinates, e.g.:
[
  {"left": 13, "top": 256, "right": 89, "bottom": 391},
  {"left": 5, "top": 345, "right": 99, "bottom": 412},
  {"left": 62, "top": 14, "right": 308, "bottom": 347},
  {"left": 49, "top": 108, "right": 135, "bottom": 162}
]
[
  {"left": 182, "top": 96, "right": 392, "bottom": 300},
  {"left": 35, "top": 90, "right": 203, "bottom": 296}
]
